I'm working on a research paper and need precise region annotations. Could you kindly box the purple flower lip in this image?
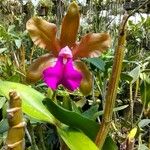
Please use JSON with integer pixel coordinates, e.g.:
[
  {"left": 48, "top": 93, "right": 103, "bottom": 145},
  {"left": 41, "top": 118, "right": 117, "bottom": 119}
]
[{"left": 43, "top": 46, "right": 82, "bottom": 91}]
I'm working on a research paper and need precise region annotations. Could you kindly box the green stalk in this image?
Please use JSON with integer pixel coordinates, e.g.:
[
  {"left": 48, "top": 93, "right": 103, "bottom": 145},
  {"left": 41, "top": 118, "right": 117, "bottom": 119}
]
[
  {"left": 129, "top": 83, "right": 133, "bottom": 127},
  {"left": 6, "top": 91, "right": 25, "bottom": 150},
  {"left": 95, "top": 13, "right": 128, "bottom": 148}
]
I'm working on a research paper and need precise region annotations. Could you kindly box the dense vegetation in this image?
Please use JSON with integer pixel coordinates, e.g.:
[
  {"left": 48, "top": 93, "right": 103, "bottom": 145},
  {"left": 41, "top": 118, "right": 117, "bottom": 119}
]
[{"left": 0, "top": 0, "right": 150, "bottom": 150}]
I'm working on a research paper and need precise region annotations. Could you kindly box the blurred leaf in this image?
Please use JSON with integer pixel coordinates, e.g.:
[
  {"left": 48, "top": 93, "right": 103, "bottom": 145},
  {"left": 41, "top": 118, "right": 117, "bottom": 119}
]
[
  {"left": 138, "top": 119, "right": 150, "bottom": 128},
  {"left": 86, "top": 57, "right": 105, "bottom": 71},
  {"left": 0, "top": 48, "right": 7, "bottom": 53},
  {"left": 94, "top": 105, "right": 129, "bottom": 117},
  {"left": 7, "top": 74, "right": 20, "bottom": 82},
  {"left": 62, "top": 96, "right": 72, "bottom": 111},
  {"left": 0, "top": 80, "right": 55, "bottom": 124},
  {"left": 102, "top": 136, "right": 118, "bottom": 150},
  {"left": 71, "top": 101, "right": 81, "bottom": 114},
  {"left": 127, "top": 127, "right": 137, "bottom": 140},
  {"left": 82, "top": 104, "right": 99, "bottom": 120},
  {"left": 43, "top": 98, "right": 99, "bottom": 140},
  {"left": 140, "top": 81, "right": 150, "bottom": 106},
  {"left": 0, "top": 119, "right": 8, "bottom": 134},
  {"left": 7, "top": 25, "right": 15, "bottom": 33},
  {"left": 138, "top": 144, "right": 149, "bottom": 150},
  {"left": 121, "top": 73, "right": 133, "bottom": 82},
  {"left": 129, "top": 66, "right": 140, "bottom": 83},
  {"left": 140, "top": 73, "right": 150, "bottom": 83},
  {"left": 15, "top": 39, "right": 22, "bottom": 48},
  {"left": 0, "top": 97, "right": 6, "bottom": 109},
  {"left": 57, "top": 127, "right": 99, "bottom": 150}
]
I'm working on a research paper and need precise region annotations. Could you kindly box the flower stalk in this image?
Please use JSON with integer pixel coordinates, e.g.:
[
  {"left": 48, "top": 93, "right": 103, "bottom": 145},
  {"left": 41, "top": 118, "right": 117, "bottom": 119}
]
[{"left": 6, "top": 91, "right": 26, "bottom": 150}]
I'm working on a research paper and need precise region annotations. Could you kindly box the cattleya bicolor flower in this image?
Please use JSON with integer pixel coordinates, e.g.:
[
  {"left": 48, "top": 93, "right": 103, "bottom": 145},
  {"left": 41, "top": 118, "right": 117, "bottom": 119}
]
[{"left": 26, "top": 2, "right": 111, "bottom": 95}]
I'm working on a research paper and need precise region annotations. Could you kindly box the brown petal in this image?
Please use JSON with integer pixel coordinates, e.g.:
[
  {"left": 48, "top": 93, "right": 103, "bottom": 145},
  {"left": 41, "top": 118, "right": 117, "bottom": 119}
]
[
  {"left": 73, "top": 33, "right": 111, "bottom": 58},
  {"left": 60, "top": 2, "right": 80, "bottom": 48},
  {"left": 26, "top": 54, "right": 57, "bottom": 83},
  {"left": 26, "top": 17, "right": 60, "bottom": 55},
  {"left": 74, "top": 60, "right": 92, "bottom": 95}
]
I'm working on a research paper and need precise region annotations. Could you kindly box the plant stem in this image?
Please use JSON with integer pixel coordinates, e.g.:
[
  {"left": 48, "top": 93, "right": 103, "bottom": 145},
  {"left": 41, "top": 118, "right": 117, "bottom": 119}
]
[
  {"left": 129, "top": 83, "right": 133, "bottom": 127},
  {"left": 95, "top": 13, "right": 128, "bottom": 148},
  {"left": 95, "top": 1, "right": 150, "bottom": 148}
]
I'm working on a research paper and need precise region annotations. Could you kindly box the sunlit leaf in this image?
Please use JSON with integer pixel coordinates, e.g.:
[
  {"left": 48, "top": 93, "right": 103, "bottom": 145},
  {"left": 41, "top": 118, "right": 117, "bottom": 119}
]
[
  {"left": 138, "top": 119, "right": 150, "bottom": 128},
  {"left": 57, "top": 127, "right": 99, "bottom": 150},
  {"left": 138, "top": 144, "right": 149, "bottom": 150},
  {"left": 129, "top": 66, "right": 140, "bottom": 83},
  {"left": 127, "top": 127, "right": 137, "bottom": 141},
  {"left": 0, "top": 80, "right": 55, "bottom": 124},
  {"left": 15, "top": 39, "right": 22, "bottom": 48},
  {"left": 0, "top": 48, "right": 7, "bottom": 53}
]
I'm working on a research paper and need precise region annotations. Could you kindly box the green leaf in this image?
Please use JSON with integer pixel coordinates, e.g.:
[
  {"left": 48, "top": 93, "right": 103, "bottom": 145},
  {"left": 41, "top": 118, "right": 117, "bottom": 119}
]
[
  {"left": 0, "top": 97, "right": 6, "bottom": 109},
  {"left": 138, "top": 144, "right": 149, "bottom": 150},
  {"left": 94, "top": 105, "right": 129, "bottom": 117},
  {"left": 15, "top": 39, "right": 22, "bottom": 48},
  {"left": 140, "top": 80, "right": 150, "bottom": 106},
  {"left": 0, "top": 80, "right": 55, "bottom": 124},
  {"left": 102, "top": 136, "right": 118, "bottom": 150},
  {"left": 138, "top": 119, "right": 150, "bottom": 128},
  {"left": 129, "top": 66, "right": 140, "bottom": 83},
  {"left": 86, "top": 58, "right": 105, "bottom": 71},
  {"left": 0, "top": 48, "right": 7, "bottom": 53},
  {"left": 43, "top": 98, "right": 99, "bottom": 140},
  {"left": 57, "top": 127, "right": 99, "bottom": 150},
  {"left": 121, "top": 73, "right": 133, "bottom": 82},
  {"left": 0, "top": 119, "right": 8, "bottom": 134},
  {"left": 82, "top": 104, "right": 99, "bottom": 120}
]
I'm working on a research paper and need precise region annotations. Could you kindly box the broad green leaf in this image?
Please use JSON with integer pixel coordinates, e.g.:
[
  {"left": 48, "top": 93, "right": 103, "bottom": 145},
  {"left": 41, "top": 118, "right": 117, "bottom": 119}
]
[
  {"left": 57, "top": 127, "right": 99, "bottom": 150},
  {"left": 102, "top": 136, "right": 118, "bottom": 150},
  {"left": 86, "top": 57, "right": 105, "bottom": 71},
  {"left": 138, "top": 119, "right": 150, "bottom": 128},
  {"left": 129, "top": 66, "right": 140, "bottom": 83},
  {"left": 0, "top": 80, "right": 55, "bottom": 124},
  {"left": 43, "top": 98, "right": 99, "bottom": 140},
  {"left": 140, "top": 81, "right": 150, "bottom": 106}
]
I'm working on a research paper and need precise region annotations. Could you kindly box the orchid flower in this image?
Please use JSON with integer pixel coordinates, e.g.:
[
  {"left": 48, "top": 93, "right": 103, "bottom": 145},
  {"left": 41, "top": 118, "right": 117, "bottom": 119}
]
[{"left": 26, "top": 2, "right": 111, "bottom": 95}]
